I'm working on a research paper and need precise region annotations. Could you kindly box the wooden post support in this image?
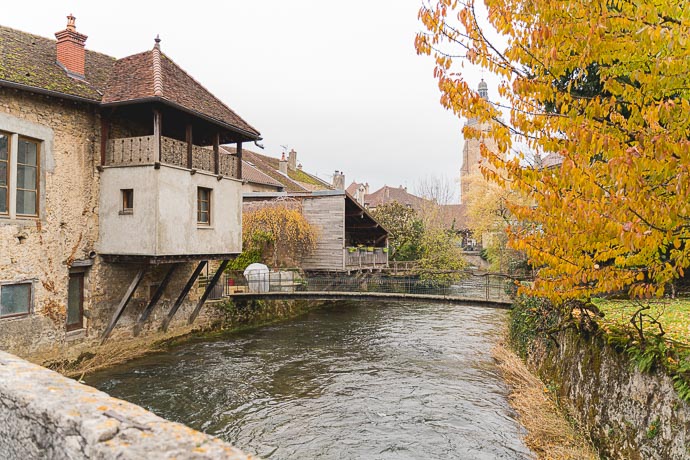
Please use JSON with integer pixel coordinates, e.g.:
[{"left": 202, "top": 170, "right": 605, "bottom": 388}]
[
  {"left": 213, "top": 132, "right": 220, "bottom": 175},
  {"left": 188, "top": 260, "right": 229, "bottom": 325},
  {"left": 236, "top": 142, "right": 243, "bottom": 180},
  {"left": 186, "top": 124, "right": 193, "bottom": 169},
  {"left": 153, "top": 109, "right": 162, "bottom": 163},
  {"left": 101, "top": 267, "right": 146, "bottom": 344},
  {"left": 133, "top": 263, "right": 179, "bottom": 336},
  {"left": 100, "top": 115, "right": 110, "bottom": 166},
  {"left": 161, "top": 261, "right": 207, "bottom": 332}
]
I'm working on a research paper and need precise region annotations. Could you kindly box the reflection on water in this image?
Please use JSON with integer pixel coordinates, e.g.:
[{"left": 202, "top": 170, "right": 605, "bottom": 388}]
[{"left": 87, "top": 301, "right": 533, "bottom": 459}]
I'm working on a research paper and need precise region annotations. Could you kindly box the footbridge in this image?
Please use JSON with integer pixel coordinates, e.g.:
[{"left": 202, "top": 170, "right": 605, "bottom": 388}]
[{"left": 211, "top": 270, "right": 521, "bottom": 308}]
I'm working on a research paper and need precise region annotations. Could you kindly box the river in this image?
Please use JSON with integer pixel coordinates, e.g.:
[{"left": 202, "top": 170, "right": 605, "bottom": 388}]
[{"left": 87, "top": 300, "right": 533, "bottom": 459}]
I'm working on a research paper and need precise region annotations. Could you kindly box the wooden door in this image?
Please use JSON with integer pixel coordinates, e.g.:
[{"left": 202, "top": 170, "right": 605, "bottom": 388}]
[{"left": 66, "top": 272, "right": 84, "bottom": 331}]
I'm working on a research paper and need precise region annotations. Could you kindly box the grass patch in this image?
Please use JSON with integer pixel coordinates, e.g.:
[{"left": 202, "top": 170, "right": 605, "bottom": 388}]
[
  {"left": 592, "top": 298, "right": 690, "bottom": 402},
  {"left": 593, "top": 298, "right": 690, "bottom": 346}
]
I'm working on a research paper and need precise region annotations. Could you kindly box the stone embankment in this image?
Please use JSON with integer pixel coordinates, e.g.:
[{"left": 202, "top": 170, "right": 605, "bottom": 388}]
[
  {"left": 0, "top": 350, "right": 254, "bottom": 459},
  {"left": 512, "top": 300, "right": 690, "bottom": 459}
]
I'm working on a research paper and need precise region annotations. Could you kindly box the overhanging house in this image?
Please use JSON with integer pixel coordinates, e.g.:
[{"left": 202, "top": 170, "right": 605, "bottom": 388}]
[{"left": 0, "top": 16, "right": 259, "bottom": 356}]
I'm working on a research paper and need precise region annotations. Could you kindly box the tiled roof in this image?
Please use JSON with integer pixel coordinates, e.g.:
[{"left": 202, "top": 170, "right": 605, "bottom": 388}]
[
  {"left": 0, "top": 25, "right": 114, "bottom": 101},
  {"left": 241, "top": 161, "right": 285, "bottom": 188},
  {"left": 218, "top": 146, "right": 283, "bottom": 188},
  {"left": 225, "top": 146, "right": 331, "bottom": 193},
  {"left": 438, "top": 204, "right": 468, "bottom": 230},
  {"left": 0, "top": 24, "right": 259, "bottom": 138},
  {"left": 101, "top": 48, "right": 259, "bottom": 137},
  {"left": 346, "top": 181, "right": 363, "bottom": 195},
  {"left": 365, "top": 185, "right": 427, "bottom": 209}
]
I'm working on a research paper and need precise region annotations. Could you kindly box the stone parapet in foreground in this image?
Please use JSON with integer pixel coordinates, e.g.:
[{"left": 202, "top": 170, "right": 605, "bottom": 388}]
[{"left": 0, "top": 351, "right": 254, "bottom": 459}]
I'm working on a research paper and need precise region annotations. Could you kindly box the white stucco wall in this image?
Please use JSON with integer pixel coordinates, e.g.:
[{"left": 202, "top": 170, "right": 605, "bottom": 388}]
[{"left": 97, "top": 165, "right": 242, "bottom": 256}]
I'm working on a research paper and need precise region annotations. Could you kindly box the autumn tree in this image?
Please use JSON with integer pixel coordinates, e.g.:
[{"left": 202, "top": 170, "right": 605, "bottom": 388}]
[
  {"left": 417, "top": 227, "right": 467, "bottom": 274},
  {"left": 462, "top": 170, "right": 530, "bottom": 273},
  {"left": 242, "top": 202, "right": 318, "bottom": 268},
  {"left": 416, "top": 0, "right": 690, "bottom": 303},
  {"left": 371, "top": 202, "right": 424, "bottom": 260}
]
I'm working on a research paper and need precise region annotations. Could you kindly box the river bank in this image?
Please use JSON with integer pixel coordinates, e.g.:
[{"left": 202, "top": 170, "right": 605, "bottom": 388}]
[
  {"left": 493, "top": 337, "right": 598, "bottom": 459},
  {"left": 509, "top": 296, "right": 690, "bottom": 459},
  {"left": 42, "top": 298, "right": 323, "bottom": 378}
]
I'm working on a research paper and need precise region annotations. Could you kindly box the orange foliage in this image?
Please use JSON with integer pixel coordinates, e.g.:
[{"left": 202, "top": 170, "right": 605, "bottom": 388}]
[
  {"left": 243, "top": 202, "right": 318, "bottom": 267},
  {"left": 416, "top": 0, "right": 690, "bottom": 303}
]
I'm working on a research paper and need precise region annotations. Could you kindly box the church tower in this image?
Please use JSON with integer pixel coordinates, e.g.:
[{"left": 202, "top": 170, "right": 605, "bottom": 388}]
[{"left": 460, "top": 79, "right": 496, "bottom": 204}]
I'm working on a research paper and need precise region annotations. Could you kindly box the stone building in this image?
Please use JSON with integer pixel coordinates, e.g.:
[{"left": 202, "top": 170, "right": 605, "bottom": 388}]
[
  {"left": 460, "top": 79, "right": 498, "bottom": 204},
  {"left": 0, "top": 17, "right": 260, "bottom": 359}
]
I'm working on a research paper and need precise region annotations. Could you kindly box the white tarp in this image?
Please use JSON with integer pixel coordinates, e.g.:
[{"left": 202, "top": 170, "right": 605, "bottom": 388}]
[{"left": 244, "top": 263, "right": 269, "bottom": 293}]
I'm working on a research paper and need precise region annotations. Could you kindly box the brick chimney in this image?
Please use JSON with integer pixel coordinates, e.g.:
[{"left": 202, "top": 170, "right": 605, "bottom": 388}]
[
  {"left": 288, "top": 149, "right": 297, "bottom": 171},
  {"left": 55, "top": 14, "right": 88, "bottom": 77}
]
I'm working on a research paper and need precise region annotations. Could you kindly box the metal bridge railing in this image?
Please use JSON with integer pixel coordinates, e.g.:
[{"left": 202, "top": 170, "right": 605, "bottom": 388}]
[{"left": 211, "top": 270, "right": 522, "bottom": 303}]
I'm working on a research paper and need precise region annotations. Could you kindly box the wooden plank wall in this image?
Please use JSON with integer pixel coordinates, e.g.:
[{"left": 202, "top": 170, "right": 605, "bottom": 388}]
[{"left": 301, "top": 195, "right": 345, "bottom": 271}]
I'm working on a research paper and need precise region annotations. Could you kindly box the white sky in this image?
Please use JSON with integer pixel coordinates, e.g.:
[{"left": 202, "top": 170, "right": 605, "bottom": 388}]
[{"left": 3, "top": 1, "right": 493, "bottom": 200}]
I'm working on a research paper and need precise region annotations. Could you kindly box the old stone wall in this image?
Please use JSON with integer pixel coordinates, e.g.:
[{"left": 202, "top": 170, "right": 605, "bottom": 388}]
[
  {"left": 0, "top": 87, "right": 101, "bottom": 354},
  {"left": 528, "top": 329, "right": 690, "bottom": 459},
  {"left": 0, "top": 88, "right": 222, "bottom": 365},
  {"left": 0, "top": 350, "right": 252, "bottom": 459}
]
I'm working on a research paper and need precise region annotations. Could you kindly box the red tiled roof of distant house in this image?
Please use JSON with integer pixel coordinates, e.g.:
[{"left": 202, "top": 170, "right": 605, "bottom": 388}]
[
  {"left": 365, "top": 185, "right": 427, "bottom": 210},
  {"left": 241, "top": 161, "right": 285, "bottom": 189},
  {"left": 225, "top": 147, "right": 332, "bottom": 193},
  {"left": 218, "top": 146, "right": 284, "bottom": 189},
  {"left": 438, "top": 204, "right": 468, "bottom": 230},
  {"left": 346, "top": 181, "right": 364, "bottom": 195}
]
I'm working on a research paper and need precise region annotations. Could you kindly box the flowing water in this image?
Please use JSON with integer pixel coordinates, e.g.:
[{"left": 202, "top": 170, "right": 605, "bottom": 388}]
[{"left": 87, "top": 301, "right": 533, "bottom": 459}]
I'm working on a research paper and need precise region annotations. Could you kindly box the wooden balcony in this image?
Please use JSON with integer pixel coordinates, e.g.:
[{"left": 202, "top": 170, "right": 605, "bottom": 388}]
[
  {"left": 105, "top": 135, "right": 240, "bottom": 178},
  {"left": 344, "top": 247, "right": 388, "bottom": 269}
]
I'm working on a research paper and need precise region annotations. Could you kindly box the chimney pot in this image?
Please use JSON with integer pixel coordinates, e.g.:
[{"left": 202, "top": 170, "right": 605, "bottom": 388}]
[{"left": 66, "top": 14, "right": 76, "bottom": 31}]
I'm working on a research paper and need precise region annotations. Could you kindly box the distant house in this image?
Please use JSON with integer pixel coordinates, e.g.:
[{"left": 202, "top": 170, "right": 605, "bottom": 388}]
[
  {"left": 346, "top": 181, "right": 475, "bottom": 248},
  {"left": 0, "top": 16, "right": 260, "bottom": 357},
  {"left": 240, "top": 151, "right": 389, "bottom": 272},
  {"left": 346, "top": 181, "right": 369, "bottom": 205},
  {"left": 363, "top": 185, "right": 427, "bottom": 211}
]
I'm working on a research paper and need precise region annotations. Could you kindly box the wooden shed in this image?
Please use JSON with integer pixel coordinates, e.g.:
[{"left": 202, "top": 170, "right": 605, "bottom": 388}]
[{"left": 243, "top": 190, "right": 389, "bottom": 272}]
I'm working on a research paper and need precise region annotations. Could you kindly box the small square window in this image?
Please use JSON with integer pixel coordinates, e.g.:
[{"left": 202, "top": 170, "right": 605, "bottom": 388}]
[
  {"left": 1, "top": 283, "right": 32, "bottom": 318},
  {"left": 121, "top": 189, "right": 133, "bottom": 214},
  {"left": 197, "top": 187, "right": 211, "bottom": 225}
]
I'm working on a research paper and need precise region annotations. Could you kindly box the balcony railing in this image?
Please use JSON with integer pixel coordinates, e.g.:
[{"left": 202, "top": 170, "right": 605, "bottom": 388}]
[
  {"left": 344, "top": 247, "right": 388, "bottom": 268},
  {"left": 106, "top": 135, "right": 240, "bottom": 178}
]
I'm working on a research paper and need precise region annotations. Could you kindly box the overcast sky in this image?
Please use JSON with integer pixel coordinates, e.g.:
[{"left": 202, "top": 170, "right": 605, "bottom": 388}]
[{"left": 3, "top": 1, "right": 492, "bottom": 200}]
